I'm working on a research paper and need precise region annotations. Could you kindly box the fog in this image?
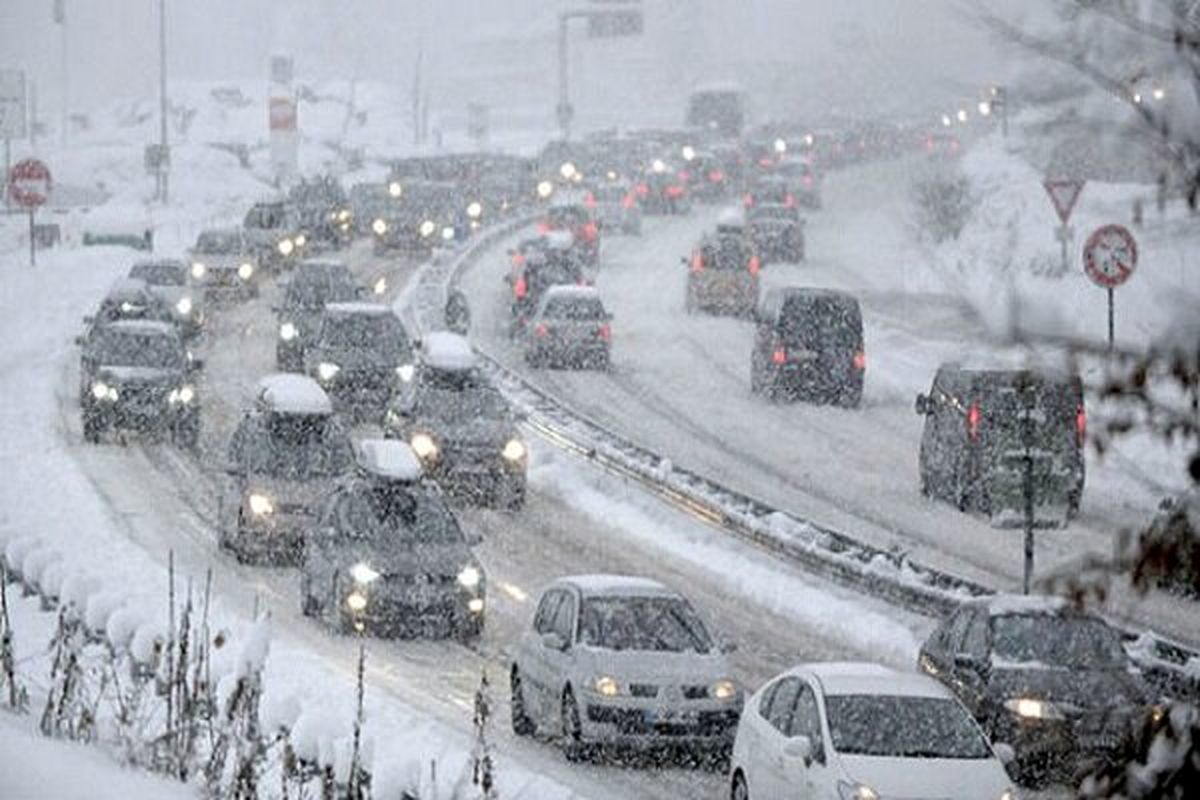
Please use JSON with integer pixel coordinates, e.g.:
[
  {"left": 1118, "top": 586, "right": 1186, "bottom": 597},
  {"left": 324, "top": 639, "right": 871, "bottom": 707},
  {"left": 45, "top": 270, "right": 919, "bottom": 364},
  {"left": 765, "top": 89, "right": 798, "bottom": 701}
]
[{"left": 2, "top": 0, "right": 1013, "bottom": 131}]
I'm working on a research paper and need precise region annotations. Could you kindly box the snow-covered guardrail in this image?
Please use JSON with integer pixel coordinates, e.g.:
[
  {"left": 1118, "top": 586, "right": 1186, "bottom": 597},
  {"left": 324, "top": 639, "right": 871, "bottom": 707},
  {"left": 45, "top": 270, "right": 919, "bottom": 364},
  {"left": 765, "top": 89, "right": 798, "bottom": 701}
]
[{"left": 403, "top": 210, "right": 1200, "bottom": 705}]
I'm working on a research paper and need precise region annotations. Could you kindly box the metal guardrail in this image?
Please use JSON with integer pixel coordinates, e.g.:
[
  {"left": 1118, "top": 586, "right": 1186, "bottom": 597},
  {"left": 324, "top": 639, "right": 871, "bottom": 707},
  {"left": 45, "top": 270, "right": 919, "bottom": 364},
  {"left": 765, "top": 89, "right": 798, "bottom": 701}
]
[{"left": 405, "top": 205, "right": 1200, "bottom": 703}]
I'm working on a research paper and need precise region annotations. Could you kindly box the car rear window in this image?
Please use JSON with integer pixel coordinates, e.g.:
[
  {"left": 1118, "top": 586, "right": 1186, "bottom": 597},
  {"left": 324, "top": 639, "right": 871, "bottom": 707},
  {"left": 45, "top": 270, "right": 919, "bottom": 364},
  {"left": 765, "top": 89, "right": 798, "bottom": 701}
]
[
  {"left": 544, "top": 296, "right": 606, "bottom": 320},
  {"left": 285, "top": 274, "right": 359, "bottom": 308},
  {"left": 778, "top": 296, "right": 862, "bottom": 349},
  {"left": 977, "top": 376, "right": 1082, "bottom": 453},
  {"left": 130, "top": 264, "right": 185, "bottom": 286},
  {"left": 705, "top": 237, "right": 754, "bottom": 270}
]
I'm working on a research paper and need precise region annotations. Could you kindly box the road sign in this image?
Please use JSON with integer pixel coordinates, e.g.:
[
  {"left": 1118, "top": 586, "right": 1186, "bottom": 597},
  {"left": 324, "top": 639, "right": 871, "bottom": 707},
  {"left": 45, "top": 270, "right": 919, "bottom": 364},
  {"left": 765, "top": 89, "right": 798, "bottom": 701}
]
[
  {"left": 1083, "top": 224, "right": 1137, "bottom": 288},
  {"left": 0, "top": 70, "right": 27, "bottom": 139},
  {"left": 1043, "top": 179, "right": 1085, "bottom": 224},
  {"left": 8, "top": 158, "right": 51, "bottom": 208},
  {"left": 269, "top": 97, "right": 297, "bottom": 131}
]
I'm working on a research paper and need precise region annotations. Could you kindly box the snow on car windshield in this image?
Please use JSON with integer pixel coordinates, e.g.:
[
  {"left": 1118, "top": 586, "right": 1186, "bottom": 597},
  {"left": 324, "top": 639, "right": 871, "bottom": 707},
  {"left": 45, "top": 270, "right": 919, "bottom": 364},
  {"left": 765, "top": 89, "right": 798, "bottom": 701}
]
[
  {"left": 825, "top": 695, "right": 992, "bottom": 759},
  {"left": 991, "top": 615, "right": 1129, "bottom": 669},
  {"left": 322, "top": 314, "right": 409, "bottom": 355},
  {"left": 284, "top": 276, "right": 359, "bottom": 308},
  {"left": 579, "top": 596, "right": 713, "bottom": 654},
  {"left": 341, "top": 485, "right": 465, "bottom": 545},
  {"left": 195, "top": 231, "right": 243, "bottom": 254},
  {"left": 129, "top": 263, "right": 185, "bottom": 286},
  {"left": 230, "top": 415, "right": 353, "bottom": 480},
  {"left": 417, "top": 387, "right": 510, "bottom": 421},
  {"left": 93, "top": 331, "right": 184, "bottom": 369}
]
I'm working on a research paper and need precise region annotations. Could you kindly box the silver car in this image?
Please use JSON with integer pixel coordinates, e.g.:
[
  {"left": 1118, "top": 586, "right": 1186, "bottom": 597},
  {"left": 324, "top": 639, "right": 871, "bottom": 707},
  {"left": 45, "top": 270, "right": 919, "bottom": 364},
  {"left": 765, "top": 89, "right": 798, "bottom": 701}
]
[
  {"left": 300, "top": 439, "right": 486, "bottom": 640},
  {"left": 219, "top": 374, "right": 354, "bottom": 565},
  {"left": 510, "top": 575, "right": 742, "bottom": 764},
  {"left": 523, "top": 286, "right": 612, "bottom": 370}
]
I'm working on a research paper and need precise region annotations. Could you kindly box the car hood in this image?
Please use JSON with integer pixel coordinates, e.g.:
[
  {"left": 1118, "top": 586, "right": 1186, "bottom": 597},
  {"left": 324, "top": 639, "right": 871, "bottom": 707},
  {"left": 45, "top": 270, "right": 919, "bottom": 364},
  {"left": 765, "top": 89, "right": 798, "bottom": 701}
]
[
  {"left": 990, "top": 666, "right": 1151, "bottom": 710},
  {"left": 146, "top": 285, "right": 189, "bottom": 306},
  {"left": 576, "top": 646, "right": 732, "bottom": 685},
  {"left": 244, "top": 476, "right": 335, "bottom": 509},
  {"left": 330, "top": 541, "right": 476, "bottom": 579},
  {"left": 839, "top": 754, "right": 1010, "bottom": 800},
  {"left": 191, "top": 253, "right": 249, "bottom": 271},
  {"left": 411, "top": 416, "right": 517, "bottom": 448},
  {"left": 97, "top": 365, "right": 180, "bottom": 385}
]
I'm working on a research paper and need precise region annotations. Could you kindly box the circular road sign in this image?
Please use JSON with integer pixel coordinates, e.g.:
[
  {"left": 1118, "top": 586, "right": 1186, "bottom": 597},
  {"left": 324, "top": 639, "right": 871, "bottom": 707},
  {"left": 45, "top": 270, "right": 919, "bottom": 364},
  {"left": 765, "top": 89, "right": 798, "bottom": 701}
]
[
  {"left": 7, "top": 158, "right": 52, "bottom": 208},
  {"left": 1082, "top": 223, "right": 1137, "bottom": 289}
]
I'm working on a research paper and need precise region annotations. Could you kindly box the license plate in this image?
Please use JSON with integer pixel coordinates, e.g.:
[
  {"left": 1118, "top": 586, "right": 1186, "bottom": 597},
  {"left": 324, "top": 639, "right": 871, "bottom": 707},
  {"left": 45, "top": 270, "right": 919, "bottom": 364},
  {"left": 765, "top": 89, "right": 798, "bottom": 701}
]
[{"left": 643, "top": 709, "right": 696, "bottom": 725}]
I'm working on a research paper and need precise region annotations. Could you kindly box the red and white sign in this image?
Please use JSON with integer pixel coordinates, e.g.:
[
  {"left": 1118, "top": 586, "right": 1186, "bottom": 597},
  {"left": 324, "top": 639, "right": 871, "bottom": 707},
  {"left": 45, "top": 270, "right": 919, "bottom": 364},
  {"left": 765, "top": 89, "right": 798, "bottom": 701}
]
[
  {"left": 1043, "top": 179, "right": 1085, "bottom": 224},
  {"left": 1083, "top": 224, "right": 1137, "bottom": 288},
  {"left": 7, "top": 158, "right": 52, "bottom": 208},
  {"left": 269, "top": 97, "right": 297, "bottom": 132}
]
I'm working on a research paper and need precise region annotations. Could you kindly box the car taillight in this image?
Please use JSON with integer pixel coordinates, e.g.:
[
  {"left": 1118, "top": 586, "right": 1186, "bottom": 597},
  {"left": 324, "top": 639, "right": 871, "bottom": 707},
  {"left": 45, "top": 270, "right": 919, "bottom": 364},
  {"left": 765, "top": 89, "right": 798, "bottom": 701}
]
[
  {"left": 743, "top": 193, "right": 754, "bottom": 207},
  {"left": 853, "top": 350, "right": 866, "bottom": 370},
  {"left": 747, "top": 255, "right": 761, "bottom": 276},
  {"left": 514, "top": 276, "right": 527, "bottom": 299},
  {"left": 584, "top": 192, "right": 596, "bottom": 209},
  {"left": 967, "top": 403, "right": 982, "bottom": 442},
  {"left": 803, "top": 175, "right": 814, "bottom": 187},
  {"left": 758, "top": 157, "right": 773, "bottom": 168},
  {"left": 621, "top": 193, "right": 635, "bottom": 209},
  {"left": 690, "top": 251, "right": 704, "bottom": 273},
  {"left": 924, "top": 137, "right": 935, "bottom": 153},
  {"left": 536, "top": 221, "right": 550, "bottom": 234},
  {"left": 771, "top": 347, "right": 787, "bottom": 365},
  {"left": 535, "top": 323, "right": 548, "bottom": 337},
  {"left": 665, "top": 185, "right": 685, "bottom": 198},
  {"left": 511, "top": 252, "right": 526, "bottom": 267},
  {"left": 785, "top": 193, "right": 796, "bottom": 208},
  {"left": 708, "top": 169, "right": 724, "bottom": 183},
  {"left": 635, "top": 183, "right": 649, "bottom": 197},
  {"left": 678, "top": 169, "right": 691, "bottom": 182},
  {"left": 1076, "top": 406, "right": 1087, "bottom": 445},
  {"left": 582, "top": 222, "right": 598, "bottom": 241},
  {"left": 597, "top": 323, "right": 611, "bottom": 341}
]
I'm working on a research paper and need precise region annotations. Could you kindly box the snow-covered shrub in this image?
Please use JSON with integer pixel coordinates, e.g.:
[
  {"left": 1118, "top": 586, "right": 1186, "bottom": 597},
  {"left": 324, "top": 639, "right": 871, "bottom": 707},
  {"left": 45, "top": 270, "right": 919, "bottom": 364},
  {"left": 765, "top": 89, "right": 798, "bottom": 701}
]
[{"left": 910, "top": 166, "right": 977, "bottom": 243}]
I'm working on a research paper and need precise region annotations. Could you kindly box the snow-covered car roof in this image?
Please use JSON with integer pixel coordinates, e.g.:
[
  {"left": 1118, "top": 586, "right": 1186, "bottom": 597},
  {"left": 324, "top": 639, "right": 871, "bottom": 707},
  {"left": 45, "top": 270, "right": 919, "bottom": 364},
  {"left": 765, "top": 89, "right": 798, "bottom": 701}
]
[
  {"left": 542, "top": 285, "right": 602, "bottom": 304},
  {"left": 254, "top": 374, "right": 333, "bottom": 416},
  {"left": 357, "top": 439, "right": 423, "bottom": 482},
  {"left": 716, "top": 208, "right": 745, "bottom": 228},
  {"left": 541, "top": 230, "right": 575, "bottom": 250},
  {"left": 130, "top": 258, "right": 187, "bottom": 271},
  {"left": 422, "top": 331, "right": 476, "bottom": 372},
  {"left": 322, "top": 302, "right": 392, "bottom": 317},
  {"left": 803, "top": 662, "right": 952, "bottom": 698},
  {"left": 556, "top": 574, "right": 676, "bottom": 599},
  {"left": 975, "top": 593, "right": 1071, "bottom": 617}
]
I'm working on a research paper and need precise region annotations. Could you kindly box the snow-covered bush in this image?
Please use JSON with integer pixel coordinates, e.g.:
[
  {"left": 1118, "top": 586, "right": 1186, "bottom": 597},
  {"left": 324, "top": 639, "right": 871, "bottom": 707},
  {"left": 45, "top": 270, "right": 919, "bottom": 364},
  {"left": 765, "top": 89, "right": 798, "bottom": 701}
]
[{"left": 910, "top": 166, "right": 977, "bottom": 243}]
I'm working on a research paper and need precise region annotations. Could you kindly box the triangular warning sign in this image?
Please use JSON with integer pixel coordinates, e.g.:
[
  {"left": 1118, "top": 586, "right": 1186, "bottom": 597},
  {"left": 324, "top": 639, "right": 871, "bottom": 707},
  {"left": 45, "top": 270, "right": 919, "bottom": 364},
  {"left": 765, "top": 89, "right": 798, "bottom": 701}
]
[{"left": 1043, "top": 179, "right": 1086, "bottom": 224}]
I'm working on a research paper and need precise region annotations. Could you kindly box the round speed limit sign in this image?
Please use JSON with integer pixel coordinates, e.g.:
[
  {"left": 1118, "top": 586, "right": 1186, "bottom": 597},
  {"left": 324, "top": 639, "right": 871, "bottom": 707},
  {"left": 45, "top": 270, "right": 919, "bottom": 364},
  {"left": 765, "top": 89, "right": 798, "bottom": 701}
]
[{"left": 1082, "top": 224, "right": 1137, "bottom": 288}]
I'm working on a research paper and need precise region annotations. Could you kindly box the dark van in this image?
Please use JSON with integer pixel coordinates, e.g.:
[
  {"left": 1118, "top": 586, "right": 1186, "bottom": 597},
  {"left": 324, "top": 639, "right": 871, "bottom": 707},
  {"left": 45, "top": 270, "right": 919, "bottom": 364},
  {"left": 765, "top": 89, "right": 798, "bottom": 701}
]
[
  {"left": 750, "top": 288, "right": 865, "bottom": 407},
  {"left": 915, "top": 364, "right": 1086, "bottom": 524}
]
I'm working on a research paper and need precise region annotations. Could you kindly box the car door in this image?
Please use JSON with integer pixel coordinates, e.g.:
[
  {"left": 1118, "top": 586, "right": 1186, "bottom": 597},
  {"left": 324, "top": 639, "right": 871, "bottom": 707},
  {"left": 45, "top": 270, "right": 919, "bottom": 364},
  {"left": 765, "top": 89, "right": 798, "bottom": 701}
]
[
  {"left": 926, "top": 608, "right": 971, "bottom": 694},
  {"left": 753, "top": 676, "right": 802, "bottom": 798},
  {"left": 520, "top": 590, "right": 564, "bottom": 725},
  {"left": 780, "top": 682, "right": 833, "bottom": 798},
  {"left": 956, "top": 609, "right": 992, "bottom": 719},
  {"left": 545, "top": 589, "right": 579, "bottom": 733}
]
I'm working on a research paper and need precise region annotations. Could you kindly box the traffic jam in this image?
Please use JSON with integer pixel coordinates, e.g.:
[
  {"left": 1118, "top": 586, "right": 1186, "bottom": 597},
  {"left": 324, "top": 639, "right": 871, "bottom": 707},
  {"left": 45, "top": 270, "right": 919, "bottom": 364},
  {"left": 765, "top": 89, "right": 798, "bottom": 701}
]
[{"left": 3, "top": 4, "right": 1198, "bottom": 799}]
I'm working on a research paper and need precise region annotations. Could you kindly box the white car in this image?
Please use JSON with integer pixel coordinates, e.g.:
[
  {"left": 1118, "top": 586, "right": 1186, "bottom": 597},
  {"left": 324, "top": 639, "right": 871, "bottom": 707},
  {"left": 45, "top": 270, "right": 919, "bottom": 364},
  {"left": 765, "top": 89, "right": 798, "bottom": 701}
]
[
  {"left": 730, "top": 662, "right": 1016, "bottom": 800},
  {"left": 510, "top": 575, "right": 742, "bottom": 763}
]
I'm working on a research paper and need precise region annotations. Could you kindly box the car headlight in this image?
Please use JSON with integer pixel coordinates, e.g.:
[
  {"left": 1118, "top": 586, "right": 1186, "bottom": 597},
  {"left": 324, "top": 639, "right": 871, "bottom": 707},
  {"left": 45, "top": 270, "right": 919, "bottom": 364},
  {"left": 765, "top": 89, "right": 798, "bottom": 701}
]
[
  {"left": 350, "top": 562, "right": 380, "bottom": 584},
  {"left": 396, "top": 363, "right": 415, "bottom": 382},
  {"left": 91, "top": 381, "right": 118, "bottom": 401},
  {"left": 456, "top": 565, "right": 481, "bottom": 589},
  {"left": 175, "top": 296, "right": 193, "bottom": 316},
  {"left": 466, "top": 201, "right": 483, "bottom": 219},
  {"left": 346, "top": 591, "right": 368, "bottom": 612},
  {"left": 337, "top": 209, "right": 351, "bottom": 222},
  {"left": 168, "top": 385, "right": 195, "bottom": 405},
  {"left": 247, "top": 493, "right": 274, "bottom": 516},
  {"left": 441, "top": 225, "right": 456, "bottom": 241},
  {"left": 1004, "top": 697, "right": 1064, "bottom": 721},
  {"left": 237, "top": 262, "right": 254, "bottom": 280},
  {"left": 419, "top": 220, "right": 436, "bottom": 238},
  {"left": 388, "top": 181, "right": 403, "bottom": 198},
  {"left": 999, "top": 790, "right": 1016, "bottom": 800},
  {"left": 317, "top": 362, "right": 340, "bottom": 382},
  {"left": 501, "top": 439, "right": 526, "bottom": 462},
  {"left": 373, "top": 276, "right": 388, "bottom": 295},
  {"left": 279, "top": 322, "right": 298, "bottom": 341},
  {"left": 277, "top": 238, "right": 294, "bottom": 256},
  {"left": 536, "top": 180, "right": 554, "bottom": 199},
  {"left": 468, "top": 597, "right": 485, "bottom": 614},
  {"left": 594, "top": 676, "right": 620, "bottom": 697},
  {"left": 372, "top": 218, "right": 388, "bottom": 236},
  {"left": 294, "top": 234, "right": 306, "bottom": 247},
  {"left": 711, "top": 679, "right": 738, "bottom": 701},
  {"left": 190, "top": 261, "right": 206, "bottom": 279},
  {"left": 837, "top": 783, "right": 878, "bottom": 800},
  {"left": 411, "top": 433, "right": 438, "bottom": 460}
]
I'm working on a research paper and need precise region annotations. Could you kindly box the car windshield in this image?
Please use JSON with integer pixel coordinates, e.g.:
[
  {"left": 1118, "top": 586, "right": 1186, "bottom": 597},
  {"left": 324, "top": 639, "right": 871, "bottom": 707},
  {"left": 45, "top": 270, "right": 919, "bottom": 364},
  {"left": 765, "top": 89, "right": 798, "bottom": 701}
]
[
  {"left": 285, "top": 275, "right": 360, "bottom": 308},
  {"left": 129, "top": 264, "right": 185, "bottom": 286},
  {"left": 991, "top": 614, "right": 1129, "bottom": 669},
  {"left": 579, "top": 596, "right": 713, "bottom": 653},
  {"left": 245, "top": 205, "right": 287, "bottom": 228},
  {"left": 320, "top": 313, "right": 410, "bottom": 356},
  {"left": 92, "top": 330, "right": 184, "bottom": 369},
  {"left": 544, "top": 296, "right": 606, "bottom": 320},
  {"left": 416, "top": 386, "right": 511, "bottom": 421},
  {"left": 231, "top": 415, "right": 353, "bottom": 479},
  {"left": 825, "top": 695, "right": 992, "bottom": 759},
  {"left": 341, "top": 485, "right": 465, "bottom": 545},
  {"left": 195, "top": 231, "right": 243, "bottom": 254}
]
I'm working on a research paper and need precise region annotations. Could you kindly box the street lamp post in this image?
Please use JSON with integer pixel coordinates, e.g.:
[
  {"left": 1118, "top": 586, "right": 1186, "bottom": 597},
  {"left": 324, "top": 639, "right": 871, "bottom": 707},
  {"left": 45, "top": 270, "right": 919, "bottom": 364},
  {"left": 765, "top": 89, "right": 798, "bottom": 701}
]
[
  {"left": 555, "top": 5, "right": 643, "bottom": 141},
  {"left": 157, "top": 0, "right": 169, "bottom": 204}
]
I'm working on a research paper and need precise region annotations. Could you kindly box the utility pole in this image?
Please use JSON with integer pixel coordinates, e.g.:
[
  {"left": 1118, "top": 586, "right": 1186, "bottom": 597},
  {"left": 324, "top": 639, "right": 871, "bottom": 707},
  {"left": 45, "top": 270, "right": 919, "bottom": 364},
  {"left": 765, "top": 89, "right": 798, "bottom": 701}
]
[
  {"left": 158, "top": 0, "right": 170, "bottom": 204},
  {"left": 55, "top": 0, "right": 68, "bottom": 149},
  {"left": 557, "top": 13, "right": 572, "bottom": 141}
]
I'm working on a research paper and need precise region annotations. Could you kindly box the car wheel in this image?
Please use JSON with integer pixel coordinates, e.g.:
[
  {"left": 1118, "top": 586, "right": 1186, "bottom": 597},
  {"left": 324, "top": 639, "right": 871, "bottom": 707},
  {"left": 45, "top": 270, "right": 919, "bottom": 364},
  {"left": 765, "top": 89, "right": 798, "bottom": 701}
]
[
  {"left": 174, "top": 416, "right": 200, "bottom": 451},
  {"left": 561, "top": 688, "right": 587, "bottom": 762},
  {"left": 82, "top": 413, "right": 103, "bottom": 444},
  {"left": 511, "top": 669, "right": 537, "bottom": 737},
  {"left": 731, "top": 771, "right": 749, "bottom": 800},
  {"left": 300, "top": 583, "right": 320, "bottom": 618}
]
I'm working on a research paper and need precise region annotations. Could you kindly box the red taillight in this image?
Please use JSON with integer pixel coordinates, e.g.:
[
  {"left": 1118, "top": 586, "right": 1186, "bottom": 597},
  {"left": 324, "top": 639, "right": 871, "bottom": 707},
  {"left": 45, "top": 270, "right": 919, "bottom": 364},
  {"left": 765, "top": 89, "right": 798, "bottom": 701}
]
[
  {"left": 743, "top": 193, "right": 754, "bottom": 207},
  {"left": 690, "top": 251, "right": 704, "bottom": 273},
  {"left": 511, "top": 252, "right": 526, "bottom": 268},
  {"left": 785, "top": 193, "right": 796, "bottom": 208},
  {"left": 514, "top": 276, "right": 527, "bottom": 299},
  {"left": 924, "top": 137, "right": 935, "bottom": 153},
  {"left": 1076, "top": 406, "right": 1087, "bottom": 445},
  {"left": 708, "top": 169, "right": 724, "bottom": 183},
  {"left": 803, "top": 175, "right": 814, "bottom": 187},
  {"left": 584, "top": 192, "right": 597, "bottom": 209},
  {"left": 758, "top": 157, "right": 773, "bottom": 168},
  {"left": 621, "top": 193, "right": 635, "bottom": 209},
  {"left": 771, "top": 347, "right": 787, "bottom": 365},
  {"left": 967, "top": 403, "right": 982, "bottom": 442},
  {"left": 665, "top": 185, "right": 685, "bottom": 198},
  {"left": 536, "top": 221, "right": 550, "bottom": 234},
  {"left": 678, "top": 169, "right": 691, "bottom": 182},
  {"left": 582, "top": 222, "right": 598, "bottom": 241},
  {"left": 853, "top": 350, "right": 866, "bottom": 370},
  {"left": 635, "top": 183, "right": 649, "bottom": 197},
  {"left": 597, "top": 323, "right": 611, "bottom": 341},
  {"left": 535, "top": 323, "right": 548, "bottom": 337},
  {"left": 747, "top": 255, "right": 761, "bottom": 276}
]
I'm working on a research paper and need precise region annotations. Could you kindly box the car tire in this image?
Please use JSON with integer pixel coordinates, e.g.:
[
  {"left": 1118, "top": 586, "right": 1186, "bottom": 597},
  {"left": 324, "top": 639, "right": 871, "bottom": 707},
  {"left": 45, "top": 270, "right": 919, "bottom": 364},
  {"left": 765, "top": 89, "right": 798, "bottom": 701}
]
[
  {"left": 731, "top": 771, "right": 749, "bottom": 800},
  {"left": 174, "top": 416, "right": 200, "bottom": 451},
  {"left": 301, "top": 585, "right": 320, "bottom": 618},
  {"left": 560, "top": 688, "right": 587, "bottom": 763},
  {"left": 511, "top": 669, "right": 537, "bottom": 737},
  {"left": 82, "top": 413, "right": 103, "bottom": 444}
]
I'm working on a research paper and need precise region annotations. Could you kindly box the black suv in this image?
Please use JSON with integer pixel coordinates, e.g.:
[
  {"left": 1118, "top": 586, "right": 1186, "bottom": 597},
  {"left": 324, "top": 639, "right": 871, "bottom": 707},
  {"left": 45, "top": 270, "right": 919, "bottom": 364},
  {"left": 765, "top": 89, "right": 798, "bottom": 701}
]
[
  {"left": 750, "top": 288, "right": 864, "bottom": 407},
  {"left": 915, "top": 365, "right": 1086, "bottom": 524},
  {"left": 275, "top": 261, "right": 364, "bottom": 371},
  {"left": 77, "top": 320, "right": 202, "bottom": 447},
  {"left": 917, "top": 596, "right": 1154, "bottom": 786}
]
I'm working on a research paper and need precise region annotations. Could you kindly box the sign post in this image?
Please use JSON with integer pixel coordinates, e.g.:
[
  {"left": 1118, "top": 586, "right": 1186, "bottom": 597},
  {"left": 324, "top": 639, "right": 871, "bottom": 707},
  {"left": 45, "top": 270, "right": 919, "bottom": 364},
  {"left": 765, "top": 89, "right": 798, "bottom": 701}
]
[
  {"left": 1082, "top": 224, "right": 1137, "bottom": 353},
  {"left": 8, "top": 158, "right": 52, "bottom": 267},
  {"left": 1, "top": 69, "right": 28, "bottom": 210},
  {"left": 1043, "top": 178, "right": 1085, "bottom": 273}
]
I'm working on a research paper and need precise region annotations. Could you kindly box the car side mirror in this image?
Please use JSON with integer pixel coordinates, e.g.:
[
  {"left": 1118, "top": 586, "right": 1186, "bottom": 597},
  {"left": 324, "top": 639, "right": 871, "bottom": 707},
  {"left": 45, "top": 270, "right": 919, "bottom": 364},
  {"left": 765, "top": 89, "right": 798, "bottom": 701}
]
[
  {"left": 783, "top": 735, "right": 814, "bottom": 765},
  {"left": 993, "top": 742, "right": 1015, "bottom": 766},
  {"left": 541, "top": 631, "right": 569, "bottom": 652},
  {"left": 915, "top": 394, "right": 931, "bottom": 416}
]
